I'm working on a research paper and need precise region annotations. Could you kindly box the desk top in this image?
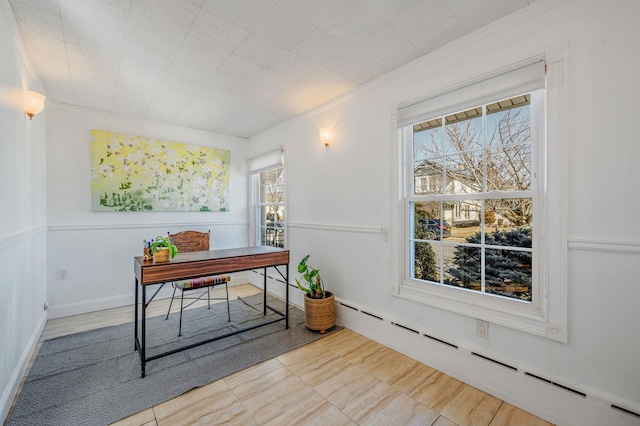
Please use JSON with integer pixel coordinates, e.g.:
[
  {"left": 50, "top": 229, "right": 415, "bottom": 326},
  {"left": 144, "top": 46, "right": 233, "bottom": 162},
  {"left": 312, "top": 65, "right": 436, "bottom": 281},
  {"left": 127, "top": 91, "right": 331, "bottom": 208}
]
[{"left": 134, "top": 246, "right": 289, "bottom": 285}]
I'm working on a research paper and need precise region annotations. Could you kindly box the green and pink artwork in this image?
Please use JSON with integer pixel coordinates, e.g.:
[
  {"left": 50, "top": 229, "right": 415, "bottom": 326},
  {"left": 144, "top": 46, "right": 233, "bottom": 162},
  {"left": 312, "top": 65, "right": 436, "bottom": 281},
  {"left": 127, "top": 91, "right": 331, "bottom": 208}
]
[{"left": 90, "top": 129, "right": 230, "bottom": 212}]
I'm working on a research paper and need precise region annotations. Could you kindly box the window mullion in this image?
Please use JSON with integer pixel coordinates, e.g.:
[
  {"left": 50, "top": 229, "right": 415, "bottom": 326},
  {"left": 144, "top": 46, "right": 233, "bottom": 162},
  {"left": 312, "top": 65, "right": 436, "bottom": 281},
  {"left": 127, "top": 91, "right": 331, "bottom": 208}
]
[
  {"left": 481, "top": 104, "right": 487, "bottom": 296},
  {"left": 409, "top": 190, "right": 535, "bottom": 203},
  {"left": 254, "top": 165, "right": 285, "bottom": 249},
  {"left": 404, "top": 92, "right": 537, "bottom": 307},
  {"left": 440, "top": 119, "right": 446, "bottom": 195}
]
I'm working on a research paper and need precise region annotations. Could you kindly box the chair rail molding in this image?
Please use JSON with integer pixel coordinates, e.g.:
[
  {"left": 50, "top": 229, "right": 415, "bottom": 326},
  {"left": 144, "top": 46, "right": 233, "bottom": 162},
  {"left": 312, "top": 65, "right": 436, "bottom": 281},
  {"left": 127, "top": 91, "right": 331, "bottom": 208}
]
[
  {"left": 0, "top": 226, "right": 47, "bottom": 249},
  {"left": 288, "top": 221, "right": 383, "bottom": 235},
  {"left": 568, "top": 238, "right": 640, "bottom": 254},
  {"left": 47, "top": 221, "right": 248, "bottom": 232}
]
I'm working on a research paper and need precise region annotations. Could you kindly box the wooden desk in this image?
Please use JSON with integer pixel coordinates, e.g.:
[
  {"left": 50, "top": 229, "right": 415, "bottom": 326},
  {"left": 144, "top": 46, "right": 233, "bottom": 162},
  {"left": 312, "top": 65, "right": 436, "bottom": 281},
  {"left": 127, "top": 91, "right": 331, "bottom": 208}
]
[{"left": 134, "top": 246, "right": 290, "bottom": 377}]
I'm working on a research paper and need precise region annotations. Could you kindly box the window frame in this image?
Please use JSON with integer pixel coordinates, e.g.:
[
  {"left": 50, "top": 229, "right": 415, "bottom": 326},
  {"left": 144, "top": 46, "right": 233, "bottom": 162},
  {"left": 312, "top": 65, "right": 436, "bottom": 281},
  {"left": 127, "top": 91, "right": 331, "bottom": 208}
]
[
  {"left": 253, "top": 166, "right": 285, "bottom": 248},
  {"left": 250, "top": 150, "right": 286, "bottom": 249},
  {"left": 390, "top": 45, "right": 568, "bottom": 342},
  {"left": 405, "top": 91, "right": 542, "bottom": 309}
]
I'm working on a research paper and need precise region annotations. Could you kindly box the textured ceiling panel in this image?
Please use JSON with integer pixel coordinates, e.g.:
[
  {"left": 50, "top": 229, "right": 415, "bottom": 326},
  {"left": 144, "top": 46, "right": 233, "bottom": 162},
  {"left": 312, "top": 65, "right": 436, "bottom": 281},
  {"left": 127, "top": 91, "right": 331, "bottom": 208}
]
[{"left": 8, "top": 0, "right": 537, "bottom": 139}]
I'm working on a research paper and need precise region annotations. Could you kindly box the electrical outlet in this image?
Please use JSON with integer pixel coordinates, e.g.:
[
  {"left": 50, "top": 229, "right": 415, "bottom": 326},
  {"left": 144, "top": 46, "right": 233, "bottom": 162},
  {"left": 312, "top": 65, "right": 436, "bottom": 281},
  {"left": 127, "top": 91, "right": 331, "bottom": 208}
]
[
  {"left": 476, "top": 319, "right": 489, "bottom": 339},
  {"left": 56, "top": 268, "right": 68, "bottom": 280}
]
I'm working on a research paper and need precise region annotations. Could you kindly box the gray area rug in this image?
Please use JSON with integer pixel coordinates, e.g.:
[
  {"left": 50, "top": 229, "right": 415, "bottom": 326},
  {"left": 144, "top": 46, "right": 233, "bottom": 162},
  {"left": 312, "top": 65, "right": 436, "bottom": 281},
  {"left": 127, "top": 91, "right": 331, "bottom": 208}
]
[{"left": 7, "top": 293, "right": 340, "bottom": 426}]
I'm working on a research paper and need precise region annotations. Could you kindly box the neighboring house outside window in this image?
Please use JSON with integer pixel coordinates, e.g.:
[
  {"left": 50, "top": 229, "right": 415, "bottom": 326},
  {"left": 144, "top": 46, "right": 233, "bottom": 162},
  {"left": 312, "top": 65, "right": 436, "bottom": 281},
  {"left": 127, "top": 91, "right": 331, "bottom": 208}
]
[{"left": 410, "top": 93, "right": 536, "bottom": 302}]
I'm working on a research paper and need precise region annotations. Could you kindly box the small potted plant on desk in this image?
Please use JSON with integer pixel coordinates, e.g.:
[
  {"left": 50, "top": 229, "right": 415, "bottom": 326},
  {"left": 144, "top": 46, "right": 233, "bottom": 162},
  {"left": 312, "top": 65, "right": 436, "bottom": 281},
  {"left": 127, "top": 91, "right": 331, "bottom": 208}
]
[
  {"left": 149, "top": 236, "right": 178, "bottom": 262},
  {"left": 295, "top": 255, "right": 335, "bottom": 333}
]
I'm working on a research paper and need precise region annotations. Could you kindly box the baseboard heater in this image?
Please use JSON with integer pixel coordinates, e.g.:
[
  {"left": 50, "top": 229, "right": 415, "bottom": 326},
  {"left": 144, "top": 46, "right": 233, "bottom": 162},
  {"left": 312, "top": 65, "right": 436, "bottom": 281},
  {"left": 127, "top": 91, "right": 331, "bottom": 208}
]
[
  {"left": 471, "top": 352, "right": 518, "bottom": 372},
  {"left": 423, "top": 333, "right": 458, "bottom": 349},
  {"left": 336, "top": 297, "right": 640, "bottom": 421},
  {"left": 391, "top": 322, "right": 419, "bottom": 334},
  {"left": 361, "top": 311, "right": 383, "bottom": 321},
  {"left": 339, "top": 302, "right": 358, "bottom": 311},
  {"left": 524, "top": 372, "right": 587, "bottom": 398},
  {"left": 611, "top": 404, "right": 640, "bottom": 419}
]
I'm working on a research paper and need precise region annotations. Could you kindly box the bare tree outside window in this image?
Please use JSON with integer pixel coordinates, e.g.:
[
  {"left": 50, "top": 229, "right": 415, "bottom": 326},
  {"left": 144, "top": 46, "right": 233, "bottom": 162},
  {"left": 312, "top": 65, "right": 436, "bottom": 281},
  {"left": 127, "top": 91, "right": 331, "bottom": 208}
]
[
  {"left": 415, "top": 95, "right": 532, "bottom": 227},
  {"left": 410, "top": 94, "right": 535, "bottom": 301}
]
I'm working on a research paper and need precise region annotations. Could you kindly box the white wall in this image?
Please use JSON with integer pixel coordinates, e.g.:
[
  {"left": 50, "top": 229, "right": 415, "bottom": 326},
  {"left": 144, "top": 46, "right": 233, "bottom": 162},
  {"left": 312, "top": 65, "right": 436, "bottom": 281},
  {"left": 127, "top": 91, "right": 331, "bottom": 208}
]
[
  {"left": 0, "top": 1, "right": 48, "bottom": 422},
  {"left": 249, "top": 1, "right": 640, "bottom": 425},
  {"left": 46, "top": 104, "right": 250, "bottom": 317},
  {"left": 4, "top": 0, "right": 639, "bottom": 424}
]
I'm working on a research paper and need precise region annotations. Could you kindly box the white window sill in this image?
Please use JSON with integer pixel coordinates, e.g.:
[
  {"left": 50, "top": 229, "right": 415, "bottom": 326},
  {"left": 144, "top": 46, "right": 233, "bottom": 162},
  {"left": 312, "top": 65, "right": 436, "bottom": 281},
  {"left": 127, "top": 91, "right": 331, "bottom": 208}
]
[{"left": 394, "top": 280, "right": 567, "bottom": 342}]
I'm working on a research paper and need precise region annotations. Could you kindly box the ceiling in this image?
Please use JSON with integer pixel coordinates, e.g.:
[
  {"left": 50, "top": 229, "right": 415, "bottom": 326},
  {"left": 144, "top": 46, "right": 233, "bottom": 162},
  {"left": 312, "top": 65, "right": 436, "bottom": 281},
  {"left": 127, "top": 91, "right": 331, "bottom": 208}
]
[{"left": 9, "top": 0, "right": 537, "bottom": 139}]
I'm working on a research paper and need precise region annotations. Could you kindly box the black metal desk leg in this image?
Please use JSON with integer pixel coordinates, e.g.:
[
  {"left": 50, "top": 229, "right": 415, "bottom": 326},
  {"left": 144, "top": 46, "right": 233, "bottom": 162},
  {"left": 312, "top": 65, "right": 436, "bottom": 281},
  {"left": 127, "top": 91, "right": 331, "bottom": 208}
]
[
  {"left": 263, "top": 267, "right": 267, "bottom": 315},
  {"left": 134, "top": 277, "right": 139, "bottom": 351},
  {"left": 286, "top": 263, "right": 289, "bottom": 329},
  {"left": 141, "top": 285, "right": 146, "bottom": 378}
]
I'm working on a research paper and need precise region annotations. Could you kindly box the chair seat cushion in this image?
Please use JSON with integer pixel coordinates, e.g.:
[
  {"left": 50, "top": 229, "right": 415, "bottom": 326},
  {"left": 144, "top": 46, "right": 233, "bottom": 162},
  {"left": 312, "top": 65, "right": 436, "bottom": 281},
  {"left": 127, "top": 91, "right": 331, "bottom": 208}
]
[{"left": 175, "top": 275, "right": 230, "bottom": 290}]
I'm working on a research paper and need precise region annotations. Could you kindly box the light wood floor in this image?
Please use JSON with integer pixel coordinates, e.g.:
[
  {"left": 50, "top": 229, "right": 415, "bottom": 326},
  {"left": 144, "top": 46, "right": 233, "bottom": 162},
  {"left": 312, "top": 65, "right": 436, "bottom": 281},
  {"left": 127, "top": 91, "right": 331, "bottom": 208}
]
[{"left": 13, "top": 284, "right": 553, "bottom": 426}]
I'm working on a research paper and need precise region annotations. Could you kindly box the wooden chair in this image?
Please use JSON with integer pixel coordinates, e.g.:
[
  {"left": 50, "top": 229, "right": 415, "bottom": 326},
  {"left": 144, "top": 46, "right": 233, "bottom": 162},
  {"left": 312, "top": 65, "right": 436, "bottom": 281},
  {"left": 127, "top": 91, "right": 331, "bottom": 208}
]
[{"left": 165, "top": 230, "right": 231, "bottom": 336}]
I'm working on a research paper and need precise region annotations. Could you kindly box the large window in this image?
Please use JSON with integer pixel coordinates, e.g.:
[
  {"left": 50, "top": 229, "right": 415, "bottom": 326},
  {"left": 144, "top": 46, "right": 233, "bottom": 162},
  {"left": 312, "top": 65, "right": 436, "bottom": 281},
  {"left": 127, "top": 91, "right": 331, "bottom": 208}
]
[
  {"left": 251, "top": 150, "right": 285, "bottom": 248},
  {"left": 410, "top": 93, "right": 538, "bottom": 303},
  {"left": 394, "top": 51, "right": 568, "bottom": 341}
]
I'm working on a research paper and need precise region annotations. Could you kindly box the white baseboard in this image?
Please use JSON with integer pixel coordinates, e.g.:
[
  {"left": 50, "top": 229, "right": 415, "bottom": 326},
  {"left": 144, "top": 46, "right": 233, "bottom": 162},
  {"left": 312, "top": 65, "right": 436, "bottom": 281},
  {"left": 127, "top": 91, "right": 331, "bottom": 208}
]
[
  {"left": 334, "top": 299, "right": 640, "bottom": 426},
  {"left": 248, "top": 269, "right": 304, "bottom": 310},
  {"left": 1, "top": 311, "right": 47, "bottom": 424},
  {"left": 48, "top": 273, "right": 249, "bottom": 319},
  {"left": 48, "top": 292, "right": 138, "bottom": 319}
]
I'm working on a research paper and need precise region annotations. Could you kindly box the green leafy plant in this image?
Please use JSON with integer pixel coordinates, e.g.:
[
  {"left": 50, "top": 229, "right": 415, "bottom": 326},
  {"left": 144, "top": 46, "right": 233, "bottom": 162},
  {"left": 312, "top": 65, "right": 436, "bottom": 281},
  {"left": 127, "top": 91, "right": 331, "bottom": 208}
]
[
  {"left": 295, "top": 255, "right": 326, "bottom": 299},
  {"left": 149, "top": 236, "right": 178, "bottom": 258}
]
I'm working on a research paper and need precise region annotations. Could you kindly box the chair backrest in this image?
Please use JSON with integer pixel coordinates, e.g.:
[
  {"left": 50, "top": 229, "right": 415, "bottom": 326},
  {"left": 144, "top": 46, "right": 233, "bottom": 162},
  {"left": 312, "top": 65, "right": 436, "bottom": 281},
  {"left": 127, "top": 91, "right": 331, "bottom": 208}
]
[{"left": 168, "top": 230, "right": 210, "bottom": 253}]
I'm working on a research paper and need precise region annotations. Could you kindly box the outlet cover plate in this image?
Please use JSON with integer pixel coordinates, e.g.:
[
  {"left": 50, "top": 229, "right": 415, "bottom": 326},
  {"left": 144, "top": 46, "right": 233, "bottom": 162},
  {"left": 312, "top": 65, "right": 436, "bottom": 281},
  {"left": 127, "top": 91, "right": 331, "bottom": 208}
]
[
  {"left": 56, "top": 268, "right": 68, "bottom": 280},
  {"left": 476, "top": 319, "right": 489, "bottom": 339}
]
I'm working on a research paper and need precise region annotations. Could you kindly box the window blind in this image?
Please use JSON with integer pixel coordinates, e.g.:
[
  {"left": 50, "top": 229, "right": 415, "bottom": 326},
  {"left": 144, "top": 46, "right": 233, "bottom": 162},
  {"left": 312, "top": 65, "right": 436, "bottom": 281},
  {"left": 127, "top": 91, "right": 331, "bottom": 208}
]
[
  {"left": 250, "top": 149, "right": 283, "bottom": 175},
  {"left": 397, "top": 57, "right": 545, "bottom": 128}
]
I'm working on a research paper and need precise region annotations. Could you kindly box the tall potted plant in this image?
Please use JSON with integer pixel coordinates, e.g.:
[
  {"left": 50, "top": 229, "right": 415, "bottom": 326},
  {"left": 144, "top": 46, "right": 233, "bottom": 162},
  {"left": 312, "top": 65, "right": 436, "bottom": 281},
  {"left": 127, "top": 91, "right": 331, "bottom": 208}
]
[{"left": 295, "top": 255, "right": 335, "bottom": 333}]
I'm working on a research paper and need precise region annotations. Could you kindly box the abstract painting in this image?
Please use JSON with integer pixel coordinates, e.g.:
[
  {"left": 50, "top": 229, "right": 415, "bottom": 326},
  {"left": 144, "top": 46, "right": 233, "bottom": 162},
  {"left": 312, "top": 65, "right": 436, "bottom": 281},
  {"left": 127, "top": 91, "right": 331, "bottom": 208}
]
[{"left": 91, "top": 129, "right": 230, "bottom": 212}]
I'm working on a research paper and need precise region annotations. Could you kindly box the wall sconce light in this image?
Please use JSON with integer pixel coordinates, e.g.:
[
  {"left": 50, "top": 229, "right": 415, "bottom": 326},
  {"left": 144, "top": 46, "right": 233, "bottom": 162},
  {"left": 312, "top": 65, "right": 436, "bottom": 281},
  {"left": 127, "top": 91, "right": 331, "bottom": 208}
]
[
  {"left": 319, "top": 128, "right": 332, "bottom": 148},
  {"left": 23, "top": 89, "right": 46, "bottom": 120}
]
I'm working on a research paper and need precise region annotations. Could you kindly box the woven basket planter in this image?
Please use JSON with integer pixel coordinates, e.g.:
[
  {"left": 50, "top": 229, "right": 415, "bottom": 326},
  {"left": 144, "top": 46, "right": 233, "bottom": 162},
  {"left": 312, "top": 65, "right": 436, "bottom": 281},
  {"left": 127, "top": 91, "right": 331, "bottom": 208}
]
[
  {"left": 304, "top": 292, "right": 335, "bottom": 334},
  {"left": 153, "top": 248, "right": 171, "bottom": 262}
]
